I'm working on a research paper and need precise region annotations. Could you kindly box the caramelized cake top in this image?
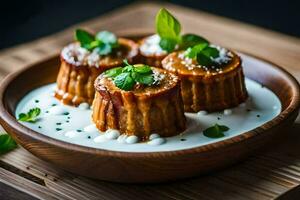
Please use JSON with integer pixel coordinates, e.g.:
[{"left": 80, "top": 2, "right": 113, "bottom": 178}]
[
  {"left": 162, "top": 46, "right": 241, "bottom": 78},
  {"left": 95, "top": 67, "right": 179, "bottom": 97},
  {"left": 61, "top": 38, "right": 138, "bottom": 68}
]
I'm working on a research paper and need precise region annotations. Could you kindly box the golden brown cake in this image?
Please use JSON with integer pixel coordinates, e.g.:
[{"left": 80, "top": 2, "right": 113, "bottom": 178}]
[
  {"left": 162, "top": 47, "right": 248, "bottom": 112},
  {"left": 92, "top": 66, "right": 186, "bottom": 140},
  {"left": 138, "top": 34, "right": 169, "bottom": 68},
  {"left": 55, "top": 38, "right": 138, "bottom": 106}
]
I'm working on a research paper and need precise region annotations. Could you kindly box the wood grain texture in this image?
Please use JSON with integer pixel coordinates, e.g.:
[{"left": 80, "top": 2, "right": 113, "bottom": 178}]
[{"left": 0, "top": 1, "right": 299, "bottom": 199}]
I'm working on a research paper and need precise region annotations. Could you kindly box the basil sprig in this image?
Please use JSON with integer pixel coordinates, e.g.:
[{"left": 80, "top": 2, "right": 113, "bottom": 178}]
[
  {"left": 155, "top": 8, "right": 209, "bottom": 53},
  {"left": 0, "top": 134, "right": 17, "bottom": 154},
  {"left": 203, "top": 124, "right": 229, "bottom": 138},
  {"left": 104, "top": 60, "right": 154, "bottom": 91},
  {"left": 75, "top": 29, "right": 119, "bottom": 55},
  {"left": 18, "top": 107, "right": 41, "bottom": 123},
  {"left": 185, "top": 43, "right": 220, "bottom": 66}
]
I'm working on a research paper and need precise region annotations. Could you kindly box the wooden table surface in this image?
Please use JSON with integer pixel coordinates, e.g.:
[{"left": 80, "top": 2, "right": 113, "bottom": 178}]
[{"left": 0, "top": 2, "right": 300, "bottom": 199}]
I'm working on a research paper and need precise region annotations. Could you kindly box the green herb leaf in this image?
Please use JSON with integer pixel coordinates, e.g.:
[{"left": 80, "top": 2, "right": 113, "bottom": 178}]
[
  {"left": 95, "top": 43, "right": 112, "bottom": 55},
  {"left": 203, "top": 124, "right": 229, "bottom": 138},
  {"left": 104, "top": 60, "right": 154, "bottom": 91},
  {"left": 104, "top": 67, "right": 123, "bottom": 78},
  {"left": 184, "top": 43, "right": 220, "bottom": 66},
  {"left": 202, "top": 46, "right": 219, "bottom": 58},
  {"left": 155, "top": 8, "right": 213, "bottom": 53},
  {"left": 74, "top": 29, "right": 119, "bottom": 55},
  {"left": 197, "top": 52, "right": 215, "bottom": 66},
  {"left": 114, "top": 72, "right": 135, "bottom": 91},
  {"left": 96, "top": 31, "right": 117, "bottom": 45},
  {"left": 0, "top": 134, "right": 17, "bottom": 154},
  {"left": 134, "top": 65, "right": 152, "bottom": 74},
  {"left": 133, "top": 72, "right": 154, "bottom": 85},
  {"left": 181, "top": 34, "right": 209, "bottom": 50},
  {"left": 156, "top": 8, "right": 181, "bottom": 43},
  {"left": 159, "top": 38, "right": 177, "bottom": 53},
  {"left": 185, "top": 43, "right": 208, "bottom": 59},
  {"left": 88, "top": 40, "right": 102, "bottom": 50},
  {"left": 75, "top": 29, "right": 95, "bottom": 48},
  {"left": 18, "top": 108, "right": 41, "bottom": 123}
]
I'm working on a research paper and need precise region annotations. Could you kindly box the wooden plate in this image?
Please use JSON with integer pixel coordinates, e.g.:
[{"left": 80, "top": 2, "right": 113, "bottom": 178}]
[{"left": 0, "top": 51, "right": 299, "bottom": 183}]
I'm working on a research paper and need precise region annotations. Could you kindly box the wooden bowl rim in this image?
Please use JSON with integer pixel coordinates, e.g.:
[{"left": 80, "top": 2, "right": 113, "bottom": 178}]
[{"left": 0, "top": 52, "right": 299, "bottom": 158}]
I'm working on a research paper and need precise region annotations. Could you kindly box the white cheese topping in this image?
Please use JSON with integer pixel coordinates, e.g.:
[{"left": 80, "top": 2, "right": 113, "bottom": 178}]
[
  {"left": 210, "top": 45, "right": 233, "bottom": 65},
  {"left": 61, "top": 43, "right": 114, "bottom": 68},
  {"left": 152, "top": 70, "right": 166, "bottom": 85},
  {"left": 139, "top": 34, "right": 167, "bottom": 56},
  {"left": 61, "top": 43, "right": 89, "bottom": 66}
]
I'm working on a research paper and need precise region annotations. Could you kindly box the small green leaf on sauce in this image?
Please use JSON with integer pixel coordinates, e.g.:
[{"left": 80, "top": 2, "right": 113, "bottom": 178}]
[
  {"left": 203, "top": 124, "right": 229, "bottom": 138},
  {"left": 18, "top": 107, "right": 41, "bottom": 123}
]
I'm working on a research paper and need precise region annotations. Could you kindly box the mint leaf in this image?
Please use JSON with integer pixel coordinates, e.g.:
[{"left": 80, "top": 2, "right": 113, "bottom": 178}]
[
  {"left": 155, "top": 8, "right": 213, "bottom": 53},
  {"left": 202, "top": 46, "right": 219, "bottom": 58},
  {"left": 0, "top": 134, "right": 17, "bottom": 154},
  {"left": 181, "top": 34, "right": 209, "bottom": 50},
  {"left": 156, "top": 8, "right": 181, "bottom": 43},
  {"left": 185, "top": 43, "right": 208, "bottom": 59},
  {"left": 203, "top": 124, "right": 229, "bottom": 138},
  {"left": 123, "top": 65, "right": 134, "bottom": 73},
  {"left": 159, "top": 38, "right": 177, "bottom": 53},
  {"left": 184, "top": 43, "right": 220, "bottom": 66},
  {"left": 134, "top": 65, "right": 152, "bottom": 74},
  {"left": 96, "top": 31, "right": 117, "bottom": 45},
  {"left": 74, "top": 29, "right": 119, "bottom": 55},
  {"left": 114, "top": 72, "right": 135, "bottom": 91},
  {"left": 75, "top": 29, "right": 95, "bottom": 48},
  {"left": 88, "top": 40, "right": 102, "bottom": 50},
  {"left": 18, "top": 107, "right": 41, "bottom": 123},
  {"left": 197, "top": 53, "right": 215, "bottom": 66},
  {"left": 104, "top": 67, "right": 123, "bottom": 78},
  {"left": 133, "top": 72, "right": 154, "bottom": 85},
  {"left": 104, "top": 60, "right": 154, "bottom": 91},
  {"left": 95, "top": 43, "right": 112, "bottom": 55}
]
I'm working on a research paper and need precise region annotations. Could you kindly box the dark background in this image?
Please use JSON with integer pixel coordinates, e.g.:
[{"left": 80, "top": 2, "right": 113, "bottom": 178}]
[{"left": 0, "top": 0, "right": 299, "bottom": 50}]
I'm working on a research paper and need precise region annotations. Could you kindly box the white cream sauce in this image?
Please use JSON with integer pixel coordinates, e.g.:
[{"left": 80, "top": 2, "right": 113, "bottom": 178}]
[{"left": 15, "top": 77, "right": 281, "bottom": 152}]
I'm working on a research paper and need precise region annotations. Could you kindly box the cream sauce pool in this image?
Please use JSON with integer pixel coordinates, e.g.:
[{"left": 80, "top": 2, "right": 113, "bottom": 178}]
[{"left": 15, "top": 78, "right": 281, "bottom": 152}]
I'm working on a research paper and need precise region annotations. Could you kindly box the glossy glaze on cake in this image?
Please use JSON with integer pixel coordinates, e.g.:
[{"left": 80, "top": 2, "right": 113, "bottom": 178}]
[
  {"left": 55, "top": 38, "right": 139, "bottom": 106},
  {"left": 162, "top": 47, "right": 248, "bottom": 112},
  {"left": 92, "top": 67, "right": 186, "bottom": 140}
]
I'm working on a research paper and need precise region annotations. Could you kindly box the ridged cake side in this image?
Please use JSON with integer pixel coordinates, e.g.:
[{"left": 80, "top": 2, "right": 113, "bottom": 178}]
[
  {"left": 181, "top": 67, "right": 248, "bottom": 112},
  {"left": 55, "top": 61, "right": 102, "bottom": 105},
  {"left": 162, "top": 51, "right": 248, "bottom": 112},
  {"left": 92, "top": 73, "right": 186, "bottom": 140},
  {"left": 55, "top": 38, "right": 139, "bottom": 106}
]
